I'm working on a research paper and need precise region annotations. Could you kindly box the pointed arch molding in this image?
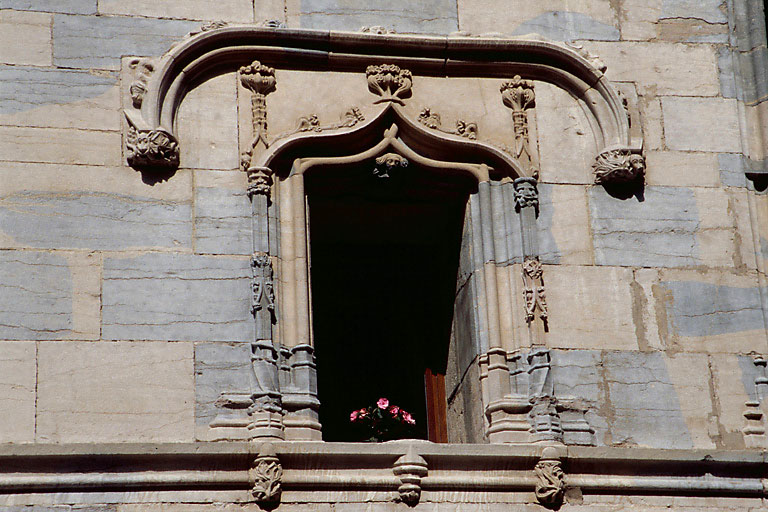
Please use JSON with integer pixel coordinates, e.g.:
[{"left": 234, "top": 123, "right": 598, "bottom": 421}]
[{"left": 124, "top": 26, "right": 642, "bottom": 180}]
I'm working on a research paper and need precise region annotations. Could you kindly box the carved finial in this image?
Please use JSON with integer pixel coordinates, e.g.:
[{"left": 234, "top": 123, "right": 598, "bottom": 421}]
[
  {"left": 513, "top": 177, "right": 539, "bottom": 215},
  {"left": 250, "top": 443, "right": 282, "bottom": 505},
  {"left": 393, "top": 445, "right": 428, "bottom": 506},
  {"left": 366, "top": 64, "right": 413, "bottom": 105},
  {"left": 125, "top": 123, "right": 179, "bottom": 169},
  {"left": 240, "top": 61, "right": 277, "bottom": 97},
  {"left": 534, "top": 447, "right": 565, "bottom": 508},
  {"left": 374, "top": 153, "right": 408, "bottom": 179},
  {"left": 592, "top": 149, "right": 645, "bottom": 185},
  {"left": 500, "top": 75, "right": 535, "bottom": 112}
]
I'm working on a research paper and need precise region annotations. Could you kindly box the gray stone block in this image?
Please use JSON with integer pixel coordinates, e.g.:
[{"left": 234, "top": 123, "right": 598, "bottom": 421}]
[
  {"left": 53, "top": 14, "right": 198, "bottom": 69},
  {"left": 661, "top": 0, "right": 727, "bottom": 23},
  {"left": 589, "top": 186, "right": 699, "bottom": 267},
  {"left": 0, "top": 0, "right": 96, "bottom": 14},
  {"left": 739, "top": 46, "right": 768, "bottom": 105},
  {"left": 660, "top": 281, "right": 764, "bottom": 337},
  {"left": 512, "top": 11, "right": 620, "bottom": 42},
  {"left": 0, "top": 192, "right": 192, "bottom": 250},
  {"left": 718, "top": 153, "right": 748, "bottom": 187},
  {"left": 102, "top": 253, "right": 254, "bottom": 342},
  {"left": 603, "top": 351, "right": 693, "bottom": 449},
  {"left": 738, "top": 354, "right": 762, "bottom": 402},
  {"left": 0, "top": 66, "right": 116, "bottom": 115},
  {"left": 194, "top": 187, "right": 251, "bottom": 255},
  {"left": 195, "top": 342, "right": 252, "bottom": 427},
  {"left": 299, "top": 0, "right": 458, "bottom": 34},
  {"left": 0, "top": 251, "right": 72, "bottom": 340}
]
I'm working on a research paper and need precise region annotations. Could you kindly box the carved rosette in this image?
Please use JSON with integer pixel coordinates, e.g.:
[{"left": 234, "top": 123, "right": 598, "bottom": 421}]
[
  {"left": 522, "top": 258, "right": 548, "bottom": 323},
  {"left": 366, "top": 64, "right": 412, "bottom": 105},
  {"left": 593, "top": 148, "right": 645, "bottom": 185},
  {"left": 251, "top": 254, "right": 276, "bottom": 316},
  {"left": 250, "top": 443, "right": 283, "bottom": 505},
  {"left": 501, "top": 76, "right": 536, "bottom": 167},
  {"left": 513, "top": 177, "right": 539, "bottom": 216},
  {"left": 393, "top": 448, "right": 428, "bottom": 505},
  {"left": 374, "top": 153, "right": 408, "bottom": 179},
  {"left": 126, "top": 124, "right": 179, "bottom": 169},
  {"left": 534, "top": 447, "right": 565, "bottom": 508}
]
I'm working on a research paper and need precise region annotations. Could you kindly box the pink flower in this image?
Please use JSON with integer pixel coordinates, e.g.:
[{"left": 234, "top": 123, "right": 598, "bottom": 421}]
[
  {"left": 389, "top": 405, "right": 400, "bottom": 417},
  {"left": 350, "top": 410, "right": 359, "bottom": 422},
  {"left": 377, "top": 398, "right": 389, "bottom": 409},
  {"left": 358, "top": 408, "right": 368, "bottom": 418},
  {"left": 402, "top": 411, "right": 415, "bottom": 425}
]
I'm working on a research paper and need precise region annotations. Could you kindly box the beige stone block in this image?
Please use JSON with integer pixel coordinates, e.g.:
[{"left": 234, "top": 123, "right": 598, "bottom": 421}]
[
  {"left": 664, "top": 352, "right": 716, "bottom": 449},
  {"left": 36, "top": 341, "right": 195, "bottom": 443},
  {"left": 536, "top": 82, "right": 596, "bottom": 184},
  {"left": 64, "top": 252, "right": 101, "bottom": 341},
  {"left": 457, "top": 0, "right": 618, "bottom": 36},
  {"left": 620, "top": 0, "right": 662, "bottom": 41},
  {"left": 710, "top": 354, "right": 752, "bottom": 449},
  {"left": 644, "top": 151, "right": 719, "bottom": 187},
  {"left": 544, "top": 265, "right": 638, "bottom": 350},
  {"left": 632, "top": 267, "right": 664, "bottom": 351},
  {"left": 727, "top": 188, "right": 758, "bottom": 272},
  {"left": 588, "top": 42, "right": 719, "bottom": 96},
  {"left": 662, "top": 97, "right": 741, "bottom": 153},
  {"left": 549, "top": 184, "right": 593, "bottom": 264},
  {"left": 194, "top": 168, "right": 248, "bottom": 189},
  {"left": 99, "top": 0, "right": 253, "bottom": 22},
  {"left": 0, "top": 126, "right": 121, "bottom": 166},
  {"left": 697, "top": 229, "right": 739, "bottom": 269},
  {"left": 0, "top": 341, "right": 36, "bottom": 443},
  {"left": 639, "top": 95, "right": 663, "bottom": 151},
  {"left": 254, "top": 0, "right": 286, "bottom": 24},
  {"left": 744, "top": 100, "right": 768, "bottom": 162},
  {"left": 695, "top": 187, "right": 740, "bottom": 268},
  {"left": 0, "top": 10, "right": 52, "bottom": 66},
  {"left": 178, "top": 72, "right": 239, "bottom": 170}
]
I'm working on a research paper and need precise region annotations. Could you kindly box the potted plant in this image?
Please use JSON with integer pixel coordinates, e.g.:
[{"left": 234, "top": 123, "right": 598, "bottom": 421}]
[{"left": 349, "top": 398, "right": 417, "bottom": 442}]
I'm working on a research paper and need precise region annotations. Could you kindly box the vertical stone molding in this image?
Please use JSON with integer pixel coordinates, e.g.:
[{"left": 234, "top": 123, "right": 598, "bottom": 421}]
[
  {"left": 393, "top": 445, "right": 428, "bottom": 505},
  {"left": 534, "top": 446, "right": 565, "bottom": 508},
  {"left": 249, "top": 341, "right": 284, "bottom": 441},
  {"left": 281, "top": 345, "right": 322, "bottom": 441},
  {"left": 501, "top": 76, "right": 537, "bottom": 173},
  {"left": 743, "top": 355, "right": 768, "bottom": 448},
  {"left": 250, "top": 442, "right": 283, "bottom": 506},
  {"left": 528, "top": 349, "right": 562, "bottom": 443}
]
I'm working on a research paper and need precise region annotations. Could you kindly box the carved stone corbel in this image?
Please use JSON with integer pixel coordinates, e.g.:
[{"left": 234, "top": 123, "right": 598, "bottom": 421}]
[
  {"left": 593, "top": 148, "right": 645, "bottom": 185},
  {"left": 534, "top": 446, "right": 565, "bottom": 508},
  {"left": 513, "top": 177, "right": 539, "bottom": 217},
  {"left": 393, "top": 446, "right": 428, "bottom": 506},
  {"left": 366, "top": 64, "right": 412, "bottom": 105},
  {"left": 373, "top": 153, "right": 408, "bottom": 179},
  {"left": 125, "top": 121, "right": 179, "bottom": 169},
  {"left": 250, "top": 443, "right": 282, "bottom": 506},
  {"left": 246, "top": 165, "right": 275, "bottom": 198}
]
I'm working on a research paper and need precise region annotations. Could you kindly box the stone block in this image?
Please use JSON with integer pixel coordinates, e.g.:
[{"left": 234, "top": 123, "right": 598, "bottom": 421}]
[
  {"left": 662, "top": 97, "right": 741, "bottom": 153},
  {"left": 663, "top": 352, "right": 716, "bottom": 448},
  {"left": 544, "top": 265, "right": 638, "bottom": 351},
  {"left": 0, "top": 341, "right": 36, "bottom": 443},
  {"left": 53, "top": 14, "right": 198, "bottom": 70},
  {"left": 638, "top": 95, "right": 663, "bottom": 152},
  {"left": 177, "top": 73, "right": 239, "bottom": 170},
  {"left": 512, "top": 11, "right": 619, "bottom": 41},
  {"left": 726, "top": 188, "right": 758, "bottom": 271},
  {"left": 0, "top": 251, "right": 72, "bottom": 340},
  {"left": 0, "top": 10, "right": 52, "bottom": 66},
  {"left": 660, "top": 0, "right": 727, "bottom": 23},
  {"left": 65, "top": 252, "right": 101, "bottom": 340},
  {"left": 717, "top": 46, "right": 738, "bottom": 100},
  {"left": 536, "top": 82, "right": 596, "bottom": 185},
  {"left": 603, "top": 351, "right": 692, "bottom": 448},
  {"left": 658, "top": 18, "right": 729, "bottom": 43},
  {"left": 36, "top": 341, "right": 194, "bottom": 443},
  {"left": 0, "top": 66, "right": 119, "bottom": 131},
  {"left": 0, "top": 0, "right": 96, "bottom": 14},
  {"left": 194, "top": 341, "right": 252, "bottom": 438},
  {"left": 644, "top": 151, "right": 719, "bottom": 187},
  {"left": 718, "top": 152, "right": 748, "bottom": 187},
  {"left": 589, "top": 186, "right": 698, "bottom": 268},
  {"left": 99, "top": 0, "right": 253, "bottom": 22},
  {"left": 102, "top": 253, "right": 254, "bottom": 342},
  {"left": 710, "top": 354, "right": 752, "bottom": 448},
  {"left": 631, "top": 268, "right": 664, "bottom": 351},
  {"left": 547, "top": 184, "right": 593, "bottom": 265},
  {"left": 194, "top": 171, "right": 251, "bottom": 255},
  {"left": 0, "top": 126, "right": 121, "bottom": 166},
  {"left": 620, "top": 0, "right": 661, "bottom": 41},
  {"left": 694, "top": 187, "right": 740, "bottom": 268},
  {"left": 588, "top": 41, "right": 719, "bottom": 96},
  {"left": 294, "top": 0, "right": 458, "bottom": 34}
]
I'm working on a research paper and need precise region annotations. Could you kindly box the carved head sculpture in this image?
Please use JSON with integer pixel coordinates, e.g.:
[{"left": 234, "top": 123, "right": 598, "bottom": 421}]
[
  {"left": 373, "top": 153, "right": 409, "bottom": 179},
  {"left": 513, "top": 177, "right": 539, "bottom": 214}
]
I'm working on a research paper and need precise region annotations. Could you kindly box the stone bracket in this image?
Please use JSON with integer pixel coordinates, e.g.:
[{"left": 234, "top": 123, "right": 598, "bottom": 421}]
[{"left": 393, "top": 445, "right": 428, "bottom": 505}]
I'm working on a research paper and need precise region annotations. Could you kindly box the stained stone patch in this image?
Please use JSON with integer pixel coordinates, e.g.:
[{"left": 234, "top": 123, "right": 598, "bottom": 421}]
[
  {"left": 53, "top": 14, "right": 198, "bottom": 70},
  {"left": 102, "top": 253, "right": 253, "bottom": 342},
  {"left": 0, "top": 0, "right": 97, "bottom": 14},
  {"left": 194, "top": 187, "right": 251, "bottom": 255},
  {"left": 0, "top": 192, "right": 192, "bottom": 250},
  {"left": 589, "top": 186, "right": 699, "bottom": 267},
  {"left": 0, "top": 251, "right": 72, "bottom": 340},
  {"left": 511, "top": 11, "right": 620, "bottom": 41},
  {"left": 660, "top": 281, "right": 765, "bottom": 337},
  {"left": 194, "top": 342, "right": 252, "bottom": 429},
  {"left": 298, "top": 0, "right": 458, "bottom": 34}
]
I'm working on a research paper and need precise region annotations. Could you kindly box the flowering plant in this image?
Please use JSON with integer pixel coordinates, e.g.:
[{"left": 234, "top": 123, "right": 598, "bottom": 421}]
[{"left": 349, "top": 397, "right": 416, "bottom": 442}]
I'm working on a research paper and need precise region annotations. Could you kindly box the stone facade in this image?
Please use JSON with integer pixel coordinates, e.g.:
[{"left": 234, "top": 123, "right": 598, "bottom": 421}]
[{"left": 1, "top": 0, "right": 767, "bottom": 510}]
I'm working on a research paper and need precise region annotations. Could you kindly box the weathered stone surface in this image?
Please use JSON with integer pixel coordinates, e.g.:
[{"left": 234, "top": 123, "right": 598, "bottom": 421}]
[
  {"left": 620, "top": 0, "right": 661, "bottom": 41},
  {"left": 631, "top": 268, "right": 664, "bottom": 351},
  {"left": 588, "top": 41, "right": 719, "bottom": 96},
  {"left": 53, "top": 14, "right": 197, "bottom": 70},
  {"left": 0, "top": 341, "right": 36, "bottom": 443},
  {"left": 36, "top": 341, "right": 194, "bottom": 443},
  {"left": 603, "top": 351, "right": 692, "bottom": 448},
  {"left": 194, "top": 171, "right": 251, "bottom": 255},
  {"left": 0, "top": 0, "right": 96, "bottom": 14},
  {"left": 511, "top": 11, "right": 618, "bottom": 41},
  {"left": 662, "top": 97, "right": 742, "bottom": 153},
  {"left": 658, "top": 18, "right": 728, "bottom": 43},
  {"left": 194, "top": 342, "right": 252, "bottom": 435},
  {"left": 545, "top": 265, "right": 638, "bottom": 350},
  {"left": 102, "top": 253, "right": 254, "bottom": 342},
  {"left": 0, "top": 10, "right": 52, "bottom": 66},
  {"left": 0, "top": 126, "right": 121, "bottom": 166},
  {"left": 639, "top": 95, "right": 663, "bottom": 151},
  {"left": 644, "top": 151, "right": 719, "bottom": 187},
  {"left": 694, "top": 187, "right": 741, "bottom": 269},
  {"left": 177, "top": 73, "right": 239, "bottom": 170},
  {"left": 0, "top": 66, "right": 119, "bottom": 130},
  {"left": 589, "top": 186, "right": 698, "bottom": 268},
  {"left": 65, "top": 252, "right": 101, "bottom": 340},
  {"left": 660, "top": 0, "right": 727, "bottom": 23},
  {"left": 99, "top": 0, "right": 252, "bottom": 22},
  {"left": 717, "top": 47, "right": 738, "bottom": 99},
  {"left": 547, "top": 184, "right": 593, "bottom": 265},
  {"left": 0, "top": 251, "right": 72, "bottom": 340},
  {"left": 664, "top": 352, "right": 716, "bottom": 448},
  {"left": 295, "top": 0, "right": 458, "bottom": 34},
  {"left": 710, "top": 354, "right": 753, "bottom": 448}
]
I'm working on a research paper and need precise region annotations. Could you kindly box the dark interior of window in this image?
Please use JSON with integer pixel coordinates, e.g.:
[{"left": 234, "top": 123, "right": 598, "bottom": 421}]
[{"left": 306, "top": 161, "right": 472, "bottom": 442}]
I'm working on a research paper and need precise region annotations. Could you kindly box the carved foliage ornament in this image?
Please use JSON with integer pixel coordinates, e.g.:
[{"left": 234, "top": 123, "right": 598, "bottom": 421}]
[
  {"left": 417, "top": 108, "right": 478, "bottom": 139},
  {"left": 251, "top": 254, "right": 276, "bottom": 316},
  {"left": 534, "top": 447, "right": 565, "bottom": 508},
  {"left": 366, "top": 64, "right": 412, "bottom": 105},
  {"left": 500, "top": 76, "right": 536, "bottom": 167},
  {"left": 373, "top": 153, "right": 408, "bottom": 179},
  {"left": 592, "top": 148, "right": 645, "bottom": 185},
  {"left": 251, "top": 443, "right": 282, "bottom": 505},
  {"left": 522, "top": 258, "right": 548, "bottom": 323},
  {"left": 240, "top": 61, "right": 277, "bottom": 155},
  {"left": 126, "top": 124, "right": 179, "bottom": 169}
]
